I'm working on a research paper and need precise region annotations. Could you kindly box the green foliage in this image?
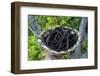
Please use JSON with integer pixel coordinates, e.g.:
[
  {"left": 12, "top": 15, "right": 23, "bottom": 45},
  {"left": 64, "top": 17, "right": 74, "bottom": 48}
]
[
  {"left": 35, "top": 16, "right": 81, "bottom": 31},
  {"left": 28, "top": 35, "right": 45, "bottom": 60},
  {"left": 81, "top": 39, "right": 88, "bottom": 53},
  {"left": 61, "top": 53, "right": 70, "bottom": 59}
]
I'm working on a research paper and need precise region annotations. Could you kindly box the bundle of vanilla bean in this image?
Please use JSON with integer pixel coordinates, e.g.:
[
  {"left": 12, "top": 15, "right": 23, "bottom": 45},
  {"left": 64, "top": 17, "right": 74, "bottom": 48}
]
[{"left": 41, "top": 27, "right": 78, "bottom": 52}]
